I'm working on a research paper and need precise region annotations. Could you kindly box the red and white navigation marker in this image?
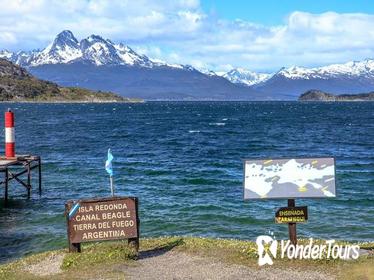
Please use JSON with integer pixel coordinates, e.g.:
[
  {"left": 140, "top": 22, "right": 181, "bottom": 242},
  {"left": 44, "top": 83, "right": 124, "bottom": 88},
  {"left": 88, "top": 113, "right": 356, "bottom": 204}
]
[{"left": 5, "top": 109, "right": 15, "bottom": 158}]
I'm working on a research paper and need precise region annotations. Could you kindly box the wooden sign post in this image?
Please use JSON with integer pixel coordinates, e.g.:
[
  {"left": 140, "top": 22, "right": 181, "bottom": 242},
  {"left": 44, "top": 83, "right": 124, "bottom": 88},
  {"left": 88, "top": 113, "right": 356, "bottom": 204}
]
[
  {"left": 274, "top": 201, "right": 308, "bottom": 245},
  {"left": 65, "top": 196, "right": 140, "bottom": 253},
  {"left": 287, "top": 199, "right": 297, "bottom": 245}
]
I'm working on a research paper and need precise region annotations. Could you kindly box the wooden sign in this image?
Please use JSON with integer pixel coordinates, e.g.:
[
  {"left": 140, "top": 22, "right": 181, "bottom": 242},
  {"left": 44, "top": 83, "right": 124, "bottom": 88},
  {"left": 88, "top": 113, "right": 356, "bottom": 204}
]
[
  {"left": 275, "top": 206, "right": 308, "bottom": 223},
  {"left": 65, "top": 196, "right": 139, "bottom": 252}
]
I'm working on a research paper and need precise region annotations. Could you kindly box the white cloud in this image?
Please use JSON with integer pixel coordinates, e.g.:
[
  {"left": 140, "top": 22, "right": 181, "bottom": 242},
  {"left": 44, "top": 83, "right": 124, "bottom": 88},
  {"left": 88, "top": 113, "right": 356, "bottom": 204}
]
[
  {"left": 0, "top": 32, "right": 17, "bottom": 44},
  {"left": 1, "top": 1, "right": 374, "bottom": 72}
]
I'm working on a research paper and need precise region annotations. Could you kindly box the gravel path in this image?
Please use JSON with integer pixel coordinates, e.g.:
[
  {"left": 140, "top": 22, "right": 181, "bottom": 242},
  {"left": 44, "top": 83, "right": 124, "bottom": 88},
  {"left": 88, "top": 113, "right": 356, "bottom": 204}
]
[
  {"left": 19, "top": 249, "right": 343, "bottom": 279},
  {"left": 23, "top": 252, "right": 65, "bottom": 276},
  {"left": 122, "top": 250, "right": 334, "bottom": 280}
]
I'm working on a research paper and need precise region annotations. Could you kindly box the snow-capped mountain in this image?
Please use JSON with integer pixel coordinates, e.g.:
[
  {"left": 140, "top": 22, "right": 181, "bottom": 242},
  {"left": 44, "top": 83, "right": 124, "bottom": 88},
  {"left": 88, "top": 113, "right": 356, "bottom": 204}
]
[
  {"left": 223, "top": 68, "right": 271, "bottom": 86},
  {"left": 196, "top": 68, "right": 217, "bottom": 76},
  {"left": 2, "top": 30, "right": 374, "bottom": 100},
  {"left": 222, "top": 59, "right": 374, "bottom": 87},
  {"left": 32, "top": 30, "right": 81, "bottom": 65},
  {"left": 221, "top": 59, "right": 374, "bottom": 97},
  {"left": 253, "top": 59, "right": 374, "bottom": 98},
  {"left": 0, "top": 50, "right": 33, "bottom": 65},
  {"left": 0, "top": 50, "right": 13, "bottom": 59},
  {"left": 1, "top": 30, "right": 261, "bottom": 100},
  {"left": 0, "top": 30, "right": 187, "bottom": 69},
  {"left": 275, "top": 60, "right": 374, "bottom": 79}
]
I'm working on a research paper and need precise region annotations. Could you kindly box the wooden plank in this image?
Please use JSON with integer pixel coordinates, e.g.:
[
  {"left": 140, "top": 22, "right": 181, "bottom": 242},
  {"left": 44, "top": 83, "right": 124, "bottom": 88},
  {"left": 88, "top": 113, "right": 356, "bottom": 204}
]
[
  {"left": 0, "top": 165, "right": 39, "bottom": 185},
  {"left": 0, "top": 155, "right": 42, "bottom": 201},
  {"left": 0, "top": 160, "right": 19, "bottom": 167},
  {"left": 38, "top": 157, "right": 42, "bottom": 195},
  {"left": 8, "top": 171, "right": 30, "bottom": 189},
  {"left": 27, "top": 163, "right": 31, "bottom": 199},
  {"left": 4, "top": 168, "right": 8, "bottom": 203}
]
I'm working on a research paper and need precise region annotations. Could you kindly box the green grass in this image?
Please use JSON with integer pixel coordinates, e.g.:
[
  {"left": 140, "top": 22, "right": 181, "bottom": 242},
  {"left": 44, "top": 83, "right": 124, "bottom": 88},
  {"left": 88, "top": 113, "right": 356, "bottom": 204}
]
[
  {"left": 0, "top": 237, "right": 373, "bottom": 280},
  {"left": 61, "top": 241, "right": 138, "bottom": 269}
]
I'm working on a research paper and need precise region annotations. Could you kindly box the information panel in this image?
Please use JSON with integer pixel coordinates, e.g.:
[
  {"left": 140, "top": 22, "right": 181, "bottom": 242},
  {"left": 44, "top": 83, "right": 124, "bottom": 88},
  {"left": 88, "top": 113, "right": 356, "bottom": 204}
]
[
  {"left": 65, "top": 197, "right": 139, "bottom": 244},
  {"left": 244, "top": 158, "right": 336, "bottom": 199}
]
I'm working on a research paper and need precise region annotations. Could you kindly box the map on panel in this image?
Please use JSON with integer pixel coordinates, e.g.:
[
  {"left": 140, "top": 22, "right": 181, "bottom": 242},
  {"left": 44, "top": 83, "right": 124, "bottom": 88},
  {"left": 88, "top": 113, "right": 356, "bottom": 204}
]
[{"left": 244, "top": 158, "right": 336, "bottom": 199}]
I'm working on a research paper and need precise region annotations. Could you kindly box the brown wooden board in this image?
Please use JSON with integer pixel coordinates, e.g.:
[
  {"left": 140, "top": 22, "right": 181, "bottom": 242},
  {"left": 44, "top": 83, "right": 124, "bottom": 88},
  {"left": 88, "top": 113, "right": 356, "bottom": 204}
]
[
  {"left": 65, "top": 197, "right": 139, "bottom": 246},
  {"left": 275, "top": 206, "right": 308, "bottom": 224}
]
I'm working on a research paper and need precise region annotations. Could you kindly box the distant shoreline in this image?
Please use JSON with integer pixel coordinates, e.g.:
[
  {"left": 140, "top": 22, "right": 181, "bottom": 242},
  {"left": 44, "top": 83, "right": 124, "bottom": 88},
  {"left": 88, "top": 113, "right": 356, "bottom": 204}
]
[
  {"left": 0, "top": 59, "right": 144, "bottom": 104},
  {"left": 298, "top": 89, "right": 374, "bottom": 101},
  {"left": 0, "top": 100, "right": 144, "bottom": 104},
  {"left": 1, "top": 99, "right": 374, "bottom": 103}
]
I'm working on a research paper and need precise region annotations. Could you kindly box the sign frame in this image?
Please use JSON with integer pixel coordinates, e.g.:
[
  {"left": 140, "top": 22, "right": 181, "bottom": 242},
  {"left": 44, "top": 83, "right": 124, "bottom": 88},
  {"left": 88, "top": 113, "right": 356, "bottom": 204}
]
[
  {"left": 242, "top": 157, "right": 337, "bottom": 200},
  {"left": 65, "top": 196, "right": 140, "bottom": 253}
]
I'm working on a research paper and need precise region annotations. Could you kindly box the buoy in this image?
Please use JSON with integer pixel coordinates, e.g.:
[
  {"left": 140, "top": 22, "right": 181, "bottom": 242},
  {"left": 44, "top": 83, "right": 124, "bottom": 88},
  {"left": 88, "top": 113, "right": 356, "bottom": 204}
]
[{"left": 5, "top": 109, "right": 15, "bottom": 158}]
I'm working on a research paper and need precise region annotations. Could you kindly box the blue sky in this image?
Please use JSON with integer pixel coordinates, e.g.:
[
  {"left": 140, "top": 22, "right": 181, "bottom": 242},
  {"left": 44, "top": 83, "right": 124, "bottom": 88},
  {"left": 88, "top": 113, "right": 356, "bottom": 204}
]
[
  {"left": 1, "top": 0, "right": 374, "bottom": 73},
  {"left": 201, "top": 0, "right": 372, "bottom": 25}
]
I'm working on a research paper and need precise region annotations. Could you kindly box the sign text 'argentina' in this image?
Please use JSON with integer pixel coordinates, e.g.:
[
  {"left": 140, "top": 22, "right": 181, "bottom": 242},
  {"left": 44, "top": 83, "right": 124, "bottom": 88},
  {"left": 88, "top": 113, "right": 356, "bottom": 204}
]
[{"left": 66, "top": 197, "right": 139, "bottom": 244}]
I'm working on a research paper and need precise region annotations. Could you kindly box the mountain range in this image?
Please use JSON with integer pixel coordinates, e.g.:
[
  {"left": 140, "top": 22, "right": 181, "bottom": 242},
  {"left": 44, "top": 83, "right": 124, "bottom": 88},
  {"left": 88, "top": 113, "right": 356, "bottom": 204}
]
[{"left": 1, "top": 30, "right": 374, "bottom": 100}]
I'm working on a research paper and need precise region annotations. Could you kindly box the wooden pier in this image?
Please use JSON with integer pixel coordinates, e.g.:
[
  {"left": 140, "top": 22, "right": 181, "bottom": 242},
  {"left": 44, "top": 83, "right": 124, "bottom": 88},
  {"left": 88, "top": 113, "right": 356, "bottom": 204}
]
[{"left": 0, "top": 155, "right": 42, "bottom": 202}]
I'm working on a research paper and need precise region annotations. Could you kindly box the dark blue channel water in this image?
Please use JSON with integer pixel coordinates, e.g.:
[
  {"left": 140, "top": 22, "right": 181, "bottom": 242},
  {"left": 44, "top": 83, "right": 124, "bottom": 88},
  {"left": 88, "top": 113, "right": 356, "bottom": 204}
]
[{"left": 0, "top": 102, "right": 373, "bottom": 263}]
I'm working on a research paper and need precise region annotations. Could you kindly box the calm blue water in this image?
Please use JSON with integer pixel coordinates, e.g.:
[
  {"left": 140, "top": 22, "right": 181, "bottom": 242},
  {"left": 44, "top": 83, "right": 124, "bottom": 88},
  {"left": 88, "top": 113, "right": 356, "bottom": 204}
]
[{"left": 0, "top": 102, "right": 373, "bottom": 263}]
